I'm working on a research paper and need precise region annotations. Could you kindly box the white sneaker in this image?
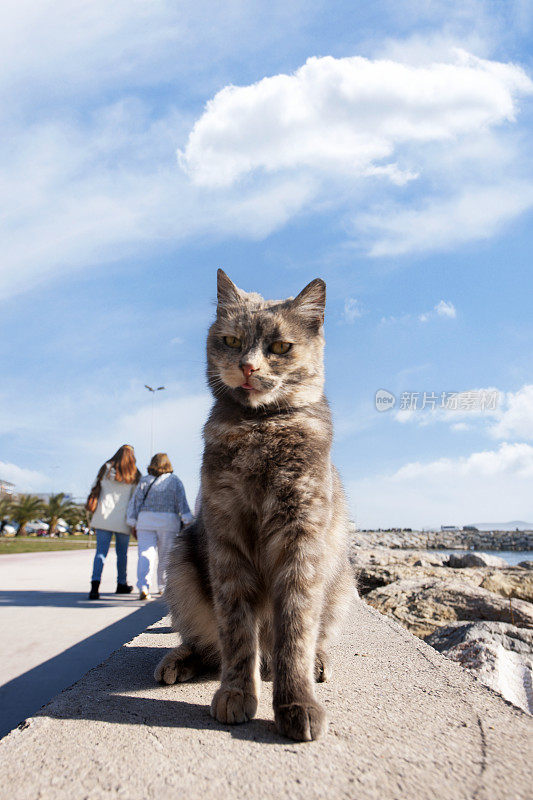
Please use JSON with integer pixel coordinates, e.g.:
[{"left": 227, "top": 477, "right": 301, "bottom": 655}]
[{"left": 139, "top": 590, "right": 152, "bottom": 601}]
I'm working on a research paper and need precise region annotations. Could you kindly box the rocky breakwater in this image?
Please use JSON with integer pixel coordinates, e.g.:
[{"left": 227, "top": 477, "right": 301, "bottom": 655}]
[
  {"left": 351, "top": 545, "right": 533, "bottom": 714},
  {"left": 351, "top": 525, "right": 533, "bottom": 551}
]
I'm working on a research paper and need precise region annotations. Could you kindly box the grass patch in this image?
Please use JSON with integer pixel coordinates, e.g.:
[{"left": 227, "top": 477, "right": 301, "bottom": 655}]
[{"left": 0, "top": 536, "right": 138, "bottom": 554}]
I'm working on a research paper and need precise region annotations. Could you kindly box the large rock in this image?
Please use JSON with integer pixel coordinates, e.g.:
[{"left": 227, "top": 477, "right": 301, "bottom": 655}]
[
  {"left": 425, "top": 621, "right": 533, "bottom": 715},
  {"left": 356, "top": 563, "right": 445, "bottom": 595},
  {"left": 480, "top": 571, "right": 533, "bottom": 604},
  {"left": 354, "top": 560, "right": 533, "bottom": 603},
  {"left": 446, "top": 552, "right": 508, "bottom": 569},
  {"left": 364, "top": 577, "right": 533, "bottom": 638},
  {"left": 518, "top": 560, "right": 533, "bottom": 569}
]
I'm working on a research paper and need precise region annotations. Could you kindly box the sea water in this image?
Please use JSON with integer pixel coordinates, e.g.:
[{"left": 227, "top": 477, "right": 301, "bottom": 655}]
[{"left": 431, "top": 549, "right": 533, "bottom": 567}]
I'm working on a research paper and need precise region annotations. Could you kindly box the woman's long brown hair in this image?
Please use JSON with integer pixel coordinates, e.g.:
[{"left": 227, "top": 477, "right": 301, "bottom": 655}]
[
  {"left": 92, "top": 445, "right": 141, "bottom": 489},
  {"left": 87, "top": 445, "right": 140, "bottom": 510}
]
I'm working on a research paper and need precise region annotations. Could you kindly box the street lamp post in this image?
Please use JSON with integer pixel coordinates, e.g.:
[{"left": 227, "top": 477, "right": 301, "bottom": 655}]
[{"left": 144, "top": 385, "right": 165, "bottom": 457}]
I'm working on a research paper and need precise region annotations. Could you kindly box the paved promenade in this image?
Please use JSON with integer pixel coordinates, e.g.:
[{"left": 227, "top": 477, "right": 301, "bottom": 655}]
[
  {"left": 0, "top": 600, "right": 530, "bottom": 800},
  {"left": 0, "top": 549, "right": 165, "bottom": 738}
]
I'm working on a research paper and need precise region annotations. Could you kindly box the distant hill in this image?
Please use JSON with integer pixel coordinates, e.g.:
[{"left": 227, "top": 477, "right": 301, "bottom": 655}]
[{"left": 467, "top": 521, "right": 533, "bottom": 531}]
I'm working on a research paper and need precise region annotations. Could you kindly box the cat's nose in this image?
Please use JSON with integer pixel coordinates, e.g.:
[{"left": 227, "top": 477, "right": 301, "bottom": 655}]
[{"left": 241, "top": 363, "right": 257, "bottom": 379}]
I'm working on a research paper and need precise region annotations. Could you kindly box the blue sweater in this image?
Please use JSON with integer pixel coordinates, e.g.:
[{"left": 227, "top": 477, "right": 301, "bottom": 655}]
[{"left": 127, "top": 472, "right": 192, "bottom": 526}]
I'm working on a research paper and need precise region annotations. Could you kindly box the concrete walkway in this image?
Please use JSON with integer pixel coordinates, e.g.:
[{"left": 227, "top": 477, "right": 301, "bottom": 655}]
[
  {"left": 0, "top": 600, "right": 531, "bottom": 800},
  {"left": 0, "top": 549, "right": 165, "bottom": 737}
]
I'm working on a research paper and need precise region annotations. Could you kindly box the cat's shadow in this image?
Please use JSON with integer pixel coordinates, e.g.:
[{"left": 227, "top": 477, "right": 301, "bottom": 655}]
[{"left": 41, "top": 646, "right": 290, "bottom": 745}]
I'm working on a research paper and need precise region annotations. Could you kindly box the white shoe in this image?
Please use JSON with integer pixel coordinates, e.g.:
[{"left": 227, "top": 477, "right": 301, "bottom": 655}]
[{"left": 139, "top": 590, "right": 152, "bottom": 601}]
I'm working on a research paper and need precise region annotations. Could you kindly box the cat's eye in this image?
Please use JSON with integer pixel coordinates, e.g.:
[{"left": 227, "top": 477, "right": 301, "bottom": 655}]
[
  {"left": 269, "top": 341, "right": 292, "bottom": 355},
  {"left": 224, "top": 335, "right": 242, "bottom": 348}
]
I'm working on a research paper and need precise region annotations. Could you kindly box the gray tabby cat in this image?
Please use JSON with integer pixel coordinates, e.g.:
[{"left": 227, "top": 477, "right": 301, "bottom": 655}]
[{"left": 155, "top": 270, "right": 354, "bottom": 741}]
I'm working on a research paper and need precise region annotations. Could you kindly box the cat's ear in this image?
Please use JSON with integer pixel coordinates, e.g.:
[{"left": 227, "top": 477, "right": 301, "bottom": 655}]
[
  {"left": 217, "top": 269, "right": 243, "bottom": 307},
  {"left": 291, "top": 278, "right": 326, "bottom": 326}
]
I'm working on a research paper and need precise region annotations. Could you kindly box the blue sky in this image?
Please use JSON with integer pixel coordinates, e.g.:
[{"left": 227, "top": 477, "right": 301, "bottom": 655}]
[{"left": 1, "top": 0, "right": 533, "bottom": 527}]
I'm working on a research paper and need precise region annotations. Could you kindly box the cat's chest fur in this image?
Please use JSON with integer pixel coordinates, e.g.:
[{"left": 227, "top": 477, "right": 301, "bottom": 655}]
[{"left": 203, "top": 404, "right": 331, "bottom": 503}]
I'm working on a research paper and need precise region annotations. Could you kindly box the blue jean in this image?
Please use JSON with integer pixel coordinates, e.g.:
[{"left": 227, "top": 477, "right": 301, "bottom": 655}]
[{"left": 91, "top": 529, "right": 130, "bottom": 584}]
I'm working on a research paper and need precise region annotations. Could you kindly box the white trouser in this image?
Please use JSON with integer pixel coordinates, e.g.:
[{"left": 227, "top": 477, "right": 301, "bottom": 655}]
[{"left": 136, "top": 511, "right": 180, "bottom": 592}]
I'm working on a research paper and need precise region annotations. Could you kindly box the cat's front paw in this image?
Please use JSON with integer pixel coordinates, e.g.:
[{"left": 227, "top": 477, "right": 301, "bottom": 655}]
[
  {"left": 274, "top": 701, "right": 326, "bottom": 741},
  {"left": 154, "top": 645, "right": 195, "bottom": 685},
  {"left": 210, "top": 686, "right": 258, "bottom": 724}
]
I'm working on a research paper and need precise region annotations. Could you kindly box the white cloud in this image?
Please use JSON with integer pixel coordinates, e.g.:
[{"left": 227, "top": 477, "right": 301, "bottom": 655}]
[
  {"left": 435, "top": 300, "right": 456, "bottom": 318},
  {"left": 0, "top": 461, "right": 50, "bottom": 493},
  {"left": 343, "top": 298, "right": 363, "bottom": 323},
  {"left": 490, "top": 385, "right": 533, "bottom": 441},
  {"left": 348, "top": 442, "right": 533, "bottom": 528},
  {"left": 180, "top": 51, "right": 532, "bottom": 188},
  {"left": 419, "top": 299, "right": 456, "bottom": 322}
]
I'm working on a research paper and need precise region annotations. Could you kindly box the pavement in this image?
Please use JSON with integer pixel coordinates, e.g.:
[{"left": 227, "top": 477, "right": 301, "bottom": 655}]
[
  {"left": 0, "top": 549, "right": 165, "bottom": 738},
  {"left": 0, "top": 599, "right": 531, "bottom": 800}
]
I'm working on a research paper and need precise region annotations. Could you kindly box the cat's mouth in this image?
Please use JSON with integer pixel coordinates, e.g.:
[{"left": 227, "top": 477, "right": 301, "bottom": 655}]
[{"left": 216, "top": 368, "right": 277, "bottom": 399}]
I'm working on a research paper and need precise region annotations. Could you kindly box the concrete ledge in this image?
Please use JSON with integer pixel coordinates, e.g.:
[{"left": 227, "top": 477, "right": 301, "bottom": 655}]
[{"left": 0, "top": 600, "right": 531, "bottom": 800}]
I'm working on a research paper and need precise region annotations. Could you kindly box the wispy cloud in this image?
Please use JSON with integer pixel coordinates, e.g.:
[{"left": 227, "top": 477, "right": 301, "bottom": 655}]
[
  {"left": 419, "top": 300, "right": 456, "bottom": 322},
  {"left": 381, "top": 300, "right": 457, "bottom": 324},
  {"left": 0, "top": 461, "right": 50, "bottom": 493},
  {"left": 0, "top": 100, "right": 317, "bottom": 300},
  {"left": 343, "top": 297, "right": 364, "bottom": 323},
  {"left": 435, "top": 300, "right": 456, "bottom": 318},
  {"left": 490, "top": 384, "right": 533, "bottom": 441},
  {"left": 0, "top": 1, "right": 317, "bottom": 301},
  {"left": 358, "top": 181, "right": 533, "bottom": 257}
]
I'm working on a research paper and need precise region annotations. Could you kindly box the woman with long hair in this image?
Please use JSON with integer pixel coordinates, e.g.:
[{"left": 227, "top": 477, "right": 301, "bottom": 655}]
[
  {"left": 86, "top": 445, "right": 141, "bottom": 600},
  {"left": 127, "top": 453, "right": 192, "bottom": 600}
]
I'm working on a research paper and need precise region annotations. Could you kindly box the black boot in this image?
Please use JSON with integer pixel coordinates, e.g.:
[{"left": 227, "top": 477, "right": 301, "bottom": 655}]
[
  {"left": 89, "top": 580, "right": 100, "bottom": 600},
  {"left": 116, "top": 583, "right": 133, "bottom": 594}
]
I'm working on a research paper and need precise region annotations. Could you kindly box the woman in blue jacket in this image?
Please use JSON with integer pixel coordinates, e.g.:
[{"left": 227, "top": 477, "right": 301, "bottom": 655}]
[{"left": 127, "top": 453, "right": 192, "bottom": 600}]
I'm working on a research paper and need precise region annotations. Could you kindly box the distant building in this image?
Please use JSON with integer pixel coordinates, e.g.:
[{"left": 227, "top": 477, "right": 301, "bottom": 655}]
[
  {"left": 0, "top": 479, "right": 15, "bottom": 496},
  {"left": 441, "top": 525, "right": 460, "bottom": 532}
]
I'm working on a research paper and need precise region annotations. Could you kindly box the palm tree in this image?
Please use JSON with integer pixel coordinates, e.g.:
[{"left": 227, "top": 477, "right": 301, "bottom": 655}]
[
  {"left": 0, "top": 496, "right": 12, "bottom": 534},
  {"left": 42, "top": 493, "right": 77, "bottom": 536},
  {"left": 10, "top": 495, "right": 45, "bottom": 536},
  {"left": 61, "top": 502, "right": 88, "bottom": 531}
]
